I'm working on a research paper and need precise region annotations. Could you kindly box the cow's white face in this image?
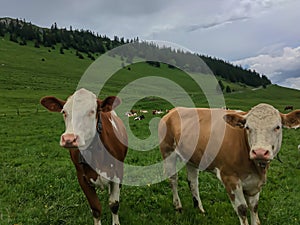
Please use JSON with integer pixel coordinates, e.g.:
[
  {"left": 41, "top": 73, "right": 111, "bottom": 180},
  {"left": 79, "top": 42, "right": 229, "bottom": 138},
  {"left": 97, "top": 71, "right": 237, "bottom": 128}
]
[
  {"left": 224, "top": 103, "right": 300, "bottom": 168},
  {"left": 60, "top": 89, "right": 98, "bottom": 149},
  {"left": 41, "top": 88, "right": 122, "bottom": 150},
  {"left": 243, "top": 104, "right": 282, "bottom": 163}
]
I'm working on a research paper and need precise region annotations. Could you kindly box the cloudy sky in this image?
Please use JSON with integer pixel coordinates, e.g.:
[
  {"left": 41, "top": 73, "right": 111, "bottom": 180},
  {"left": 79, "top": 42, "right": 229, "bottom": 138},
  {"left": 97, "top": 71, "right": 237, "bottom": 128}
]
[{"left": 2, "top": 0, "right": 300, "bottom": 89}]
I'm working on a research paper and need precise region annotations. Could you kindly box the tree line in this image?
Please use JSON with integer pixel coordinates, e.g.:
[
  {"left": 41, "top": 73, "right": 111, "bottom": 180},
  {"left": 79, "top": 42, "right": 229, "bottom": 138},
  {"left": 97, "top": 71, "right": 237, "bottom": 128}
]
[
  {"left": 200, "top": 55, "right": 271, "bottom": 87},
  {"left": 0, "top": 17, "right": 271, "bottom": 88},
  {"left": 0, "top": 17, "right": 137, "bottom": 55}
]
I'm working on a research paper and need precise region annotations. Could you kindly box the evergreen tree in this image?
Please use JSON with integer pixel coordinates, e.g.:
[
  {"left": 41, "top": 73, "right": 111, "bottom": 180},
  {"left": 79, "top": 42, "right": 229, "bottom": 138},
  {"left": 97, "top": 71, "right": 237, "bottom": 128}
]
[{"left": 226, "top": 86, "right": 232, "bottom": 93}]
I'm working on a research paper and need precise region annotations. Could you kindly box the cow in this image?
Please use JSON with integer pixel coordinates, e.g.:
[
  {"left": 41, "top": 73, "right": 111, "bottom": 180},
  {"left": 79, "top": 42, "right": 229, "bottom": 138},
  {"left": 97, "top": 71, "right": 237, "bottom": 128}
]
[
  {"left": 40, "top": 88, "right": 128, "bottom": 225},
  {"left": 284, "top": 105, "right": 293, "bottom": 111},
  {"left": 158, "top": 103, "right": 300, "bottom": 225},
  {"left": 134, "top": 115, "right": 145, "bottom": 121},
  {"left": 152, "top": 109, "right": 164, "bottom": 115}
]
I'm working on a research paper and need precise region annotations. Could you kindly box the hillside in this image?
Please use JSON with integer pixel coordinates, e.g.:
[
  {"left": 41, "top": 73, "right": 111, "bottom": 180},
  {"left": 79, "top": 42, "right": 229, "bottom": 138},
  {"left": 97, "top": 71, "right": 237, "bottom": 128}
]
[
  {"left": 0, "top": 17, "right": 271, "bottom": 88},
  {"left": 0, "top": 35, "right": 299, "bottom": 116}
]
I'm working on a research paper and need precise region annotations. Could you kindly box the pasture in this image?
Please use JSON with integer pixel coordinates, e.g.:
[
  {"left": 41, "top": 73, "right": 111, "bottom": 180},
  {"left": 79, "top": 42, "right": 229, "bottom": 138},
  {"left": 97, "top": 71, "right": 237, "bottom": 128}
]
[{"left": 1, "top": 37, "right": 300, "bottom": 224}]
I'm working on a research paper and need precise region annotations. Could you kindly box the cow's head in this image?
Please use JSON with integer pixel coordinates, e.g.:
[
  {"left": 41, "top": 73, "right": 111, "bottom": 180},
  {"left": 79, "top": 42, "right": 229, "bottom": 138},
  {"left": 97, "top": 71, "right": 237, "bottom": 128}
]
[
  {"left": 40, "top": 88, "right": 121, "bottom": 149},
  {"left": 224, "top": 103, "right": 300, "bottom": 168}
]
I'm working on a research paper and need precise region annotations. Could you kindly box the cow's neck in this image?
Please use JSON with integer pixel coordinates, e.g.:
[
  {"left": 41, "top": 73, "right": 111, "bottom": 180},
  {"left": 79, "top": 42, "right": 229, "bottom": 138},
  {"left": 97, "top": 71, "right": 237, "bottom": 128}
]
[{"left": 251, "top": 160, "right": 269, "bottom": 186}]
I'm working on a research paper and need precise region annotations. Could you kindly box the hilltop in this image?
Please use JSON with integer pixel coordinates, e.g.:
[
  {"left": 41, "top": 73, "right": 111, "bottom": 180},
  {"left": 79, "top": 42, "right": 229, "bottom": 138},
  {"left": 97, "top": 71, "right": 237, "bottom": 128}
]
[{"left": 0, "top": 17, "right": 271, "bottom": 88}]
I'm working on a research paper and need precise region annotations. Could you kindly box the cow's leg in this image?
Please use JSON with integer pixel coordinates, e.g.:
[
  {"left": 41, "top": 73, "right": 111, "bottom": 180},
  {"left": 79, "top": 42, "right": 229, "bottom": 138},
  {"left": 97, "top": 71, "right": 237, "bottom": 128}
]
[
  {"left": 109, "top": 182, "right": 121, "bottom": 225},
  {"left": 186, "top": 163, "right": 205, "bottom": 213},
  {"left": 160, "top": 133, "right": 182, "bottom": 212},
  {"left": 230, "top": 185, "right": 249, "bottom": 225},
  {"left": 246, "top": 193, "right": 261, "bottom": 225},
  {"left": 222, "top": 176, "right": 249, "bottom": 225},
  {"left": 164, "top": 152, "right": 182, "bottom": 212},
  {"left": 70, "top": 151, "right": 102, "bottom": 225},
  {"left": 78, "top": 173, "right": 102, "bottom": 225}
]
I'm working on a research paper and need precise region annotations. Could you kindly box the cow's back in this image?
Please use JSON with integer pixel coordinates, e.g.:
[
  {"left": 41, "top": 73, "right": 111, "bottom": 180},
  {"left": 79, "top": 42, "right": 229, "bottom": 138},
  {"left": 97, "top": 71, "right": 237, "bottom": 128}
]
[{"left": 159, "top": 107, "right": 250, "bottom": 171}]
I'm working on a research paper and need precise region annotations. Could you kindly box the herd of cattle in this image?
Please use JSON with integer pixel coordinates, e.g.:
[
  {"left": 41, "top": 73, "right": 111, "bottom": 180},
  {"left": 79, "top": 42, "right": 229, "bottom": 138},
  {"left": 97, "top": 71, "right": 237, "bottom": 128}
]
[
  {"left": 125, "top": 109, "right": 167, "bottom": 121},
  {"left": 40, "top": 88, "right": 300, "bottom": 225}
]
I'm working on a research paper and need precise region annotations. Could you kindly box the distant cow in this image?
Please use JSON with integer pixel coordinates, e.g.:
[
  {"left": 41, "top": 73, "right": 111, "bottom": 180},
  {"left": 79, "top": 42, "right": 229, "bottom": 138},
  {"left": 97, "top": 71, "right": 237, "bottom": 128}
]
[
  {"left": 152, "top": 109, "right": 164, "bottom": 115},
  {"left": 159, "top": 103, "right": 300, "bottom": 225},
  {"left": 41, "top": 88, "right": 128, "bottom": 225},
  {"left": 134, "top": 115, "right": 145, "bottom": 121},
  {"left": 284, "top": 105, "right": 293, "bottom": 110}
]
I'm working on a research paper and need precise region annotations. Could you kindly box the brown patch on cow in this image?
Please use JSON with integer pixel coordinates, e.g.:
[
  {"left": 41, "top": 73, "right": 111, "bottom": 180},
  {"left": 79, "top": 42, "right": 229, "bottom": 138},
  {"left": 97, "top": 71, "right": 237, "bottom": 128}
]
[
  {"left": 40, "top": 96, "right": 66, "bottom": 112},
  {"left": 223, "top": 113, "right": 246, "bottom": 128},
  {"left": 281, "top": 110, "right": 300, "bottom": 128},
  {"left": 99, "top": 96, "right": 121, "bottom": 112},
  {"left": 253, "top": 203, "right": 259, "bottom": 213},
  {"left": 193, "top": 196, "right": 199, "bottom": 208},
  {"left": 92, "top": 209, "right": 101, "bottom": 219},
  {"left": 110, "top": 201, "right": 120, "bottom": 214},
  {"left": 238, "top": 204, "right": 248, "bottom": 218}
]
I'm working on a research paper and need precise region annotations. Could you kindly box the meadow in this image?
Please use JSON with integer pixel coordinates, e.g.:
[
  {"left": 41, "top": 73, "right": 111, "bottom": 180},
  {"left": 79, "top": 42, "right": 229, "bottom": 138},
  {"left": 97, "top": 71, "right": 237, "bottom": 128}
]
[{"left": 0, "top": 37, "right": 300, "bottom": 225}]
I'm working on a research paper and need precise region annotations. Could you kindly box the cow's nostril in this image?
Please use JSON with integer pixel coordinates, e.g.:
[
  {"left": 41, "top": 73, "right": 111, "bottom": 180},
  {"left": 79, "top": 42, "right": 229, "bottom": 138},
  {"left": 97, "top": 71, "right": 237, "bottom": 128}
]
[{"left": 264, "top": 150, "right": 269, "bottom": 156}]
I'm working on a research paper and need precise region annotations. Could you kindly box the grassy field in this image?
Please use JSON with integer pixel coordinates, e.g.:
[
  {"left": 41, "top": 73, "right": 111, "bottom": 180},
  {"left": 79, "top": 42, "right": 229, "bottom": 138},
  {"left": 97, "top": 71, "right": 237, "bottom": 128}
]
[{"left": 1, "top": 37, "right": 300, "bottom": 225}]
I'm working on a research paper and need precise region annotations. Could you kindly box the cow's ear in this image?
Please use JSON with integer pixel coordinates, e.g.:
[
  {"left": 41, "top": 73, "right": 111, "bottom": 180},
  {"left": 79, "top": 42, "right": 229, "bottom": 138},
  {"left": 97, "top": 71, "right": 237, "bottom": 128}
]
[
  {"left": 223, "top": 113, "right": 246, "bottom": 128},
  {"left": 40, "top": 96, "right": 65, "bottom": 112},
  {"left": 281, "top": 110, "right": 300, "bottom": 128},
  {"left": 100, "top": 96, "right": 121, "bottom": 112}
]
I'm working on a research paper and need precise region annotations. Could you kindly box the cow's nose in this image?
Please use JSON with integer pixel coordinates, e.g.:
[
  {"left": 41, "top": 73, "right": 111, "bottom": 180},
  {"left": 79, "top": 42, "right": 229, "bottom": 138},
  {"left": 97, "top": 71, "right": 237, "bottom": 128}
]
[
  {"left": 61, "top": 134, "right": 79, "bottom": 147},
  {"left": 250, "top": 148, "right": 270, "bottom": 160}
]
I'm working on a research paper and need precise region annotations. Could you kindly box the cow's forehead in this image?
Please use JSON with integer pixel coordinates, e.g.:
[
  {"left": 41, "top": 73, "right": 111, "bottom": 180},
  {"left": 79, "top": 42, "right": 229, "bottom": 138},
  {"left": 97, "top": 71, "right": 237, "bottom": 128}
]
[
  {"left": 246, "top": 103, "right": 280, "bottom": 126},
  {"left": 64, "top": 88, "right": 97, "bottom": 112}
]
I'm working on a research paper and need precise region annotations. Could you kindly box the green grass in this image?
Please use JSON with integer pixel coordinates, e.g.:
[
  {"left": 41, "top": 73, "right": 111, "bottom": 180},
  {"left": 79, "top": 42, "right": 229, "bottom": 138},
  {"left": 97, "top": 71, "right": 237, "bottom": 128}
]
[{"left": 1, "top": 37, "right": 300, "bottom": 225}]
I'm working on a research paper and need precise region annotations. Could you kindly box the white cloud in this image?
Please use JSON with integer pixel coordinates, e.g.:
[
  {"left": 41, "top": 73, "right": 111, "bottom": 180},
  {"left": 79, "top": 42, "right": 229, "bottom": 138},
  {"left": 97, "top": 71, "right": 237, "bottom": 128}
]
[
  {"left": 279, "top": 77, "right": 300, "bottom": 90},
  {"left": 233, "top": 46, "right": 300, "bottom": 89}
]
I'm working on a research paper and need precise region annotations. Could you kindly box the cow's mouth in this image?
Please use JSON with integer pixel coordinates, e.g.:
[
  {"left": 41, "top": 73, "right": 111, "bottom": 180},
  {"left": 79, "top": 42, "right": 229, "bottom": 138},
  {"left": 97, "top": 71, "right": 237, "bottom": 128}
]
[
  {"left": 254, "top": 159, "right": 270, "bottom": 169},
  {"left": 62, "top": 142, "right": 79, "bottom": 149}
]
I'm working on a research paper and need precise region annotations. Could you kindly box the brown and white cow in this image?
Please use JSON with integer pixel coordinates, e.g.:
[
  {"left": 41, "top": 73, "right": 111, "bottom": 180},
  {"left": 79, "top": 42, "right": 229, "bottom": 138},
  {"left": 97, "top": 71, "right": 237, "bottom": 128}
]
[
  {"left": 41, "top": 88, "right": 128, "bottom": 225},
  {"left": 158, "top": 103, "right": 300, "bottom": 225}
]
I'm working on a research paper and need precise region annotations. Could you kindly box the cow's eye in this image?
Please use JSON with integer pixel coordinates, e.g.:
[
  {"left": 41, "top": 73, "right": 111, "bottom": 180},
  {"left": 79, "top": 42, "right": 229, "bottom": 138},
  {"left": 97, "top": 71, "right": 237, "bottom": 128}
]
[
  {"left": 275, "top": 125, "right": 281, "bottom": 131},
  {"left": 245, "top": 125, "right": 250, "bottom": 130},
  {"left": 61, "top": 110, "right": 67, "bottom": 118},
  {"left": 89, "top": 110, "right": 95, "bottom": 116}
]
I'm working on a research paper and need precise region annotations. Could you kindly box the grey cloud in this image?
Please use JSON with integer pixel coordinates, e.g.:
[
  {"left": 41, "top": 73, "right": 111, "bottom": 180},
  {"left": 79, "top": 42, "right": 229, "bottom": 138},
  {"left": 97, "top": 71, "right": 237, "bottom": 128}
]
[{"left": 186, "top": 16, "right": 250, "bottom": 32}]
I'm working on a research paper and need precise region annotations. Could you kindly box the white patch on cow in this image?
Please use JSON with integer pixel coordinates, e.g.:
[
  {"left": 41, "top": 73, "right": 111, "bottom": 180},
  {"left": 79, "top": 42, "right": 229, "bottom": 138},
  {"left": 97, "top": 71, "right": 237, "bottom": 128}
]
[
  {"left": 111, "top": 110, "right": 117, "bottom": 117},
  {"left": 214, "top": 168, "right": 223, "bottom": 185},
  {"left": 241, "top": 173, "right": 264, "bottom": 195},
  {"left": 109, "top": 117, "right": 118, "bottom": 131},
  {"left": 90, "top": 169, "right": 111, "bottom": 190},
  {"left": 231, "top": 182, "right": 246, "bottom": 207},
  {"left": 93, "top": 218, "right": 101, "bottom": 225},
  {"left": 90, "top": 168, "right": 121, "bottom": 190},
  {"left": 61, "top": 88, "right": 98, "bottom": 149},
  {"left": 230, "top": 181, "right": 249, "bottom": 225}
]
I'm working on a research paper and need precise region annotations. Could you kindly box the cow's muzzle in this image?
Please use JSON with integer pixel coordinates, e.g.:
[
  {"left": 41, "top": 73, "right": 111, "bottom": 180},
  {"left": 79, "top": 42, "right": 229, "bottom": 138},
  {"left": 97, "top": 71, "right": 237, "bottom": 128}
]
[
  {"left": 60, "top": 133, "right": 79, "bottom": 148},
  {"left": 250, "top": 148, "right": 271, "bottom": 161}
]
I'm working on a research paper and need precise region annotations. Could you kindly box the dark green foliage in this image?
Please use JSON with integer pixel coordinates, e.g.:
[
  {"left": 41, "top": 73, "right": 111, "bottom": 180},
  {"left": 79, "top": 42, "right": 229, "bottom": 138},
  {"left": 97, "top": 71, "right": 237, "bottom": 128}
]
[
  {"left": 0, "top": 17, "right": 125, "bottom": 57},
  {"left": 218, "top": 80, "right": 225, "bottom": 92},
  {"left": 200, "top": 55, "right": 271, "bottom": 87},
  {"left": 226, "top": 85, "right": 232, "bottom": 93}
]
